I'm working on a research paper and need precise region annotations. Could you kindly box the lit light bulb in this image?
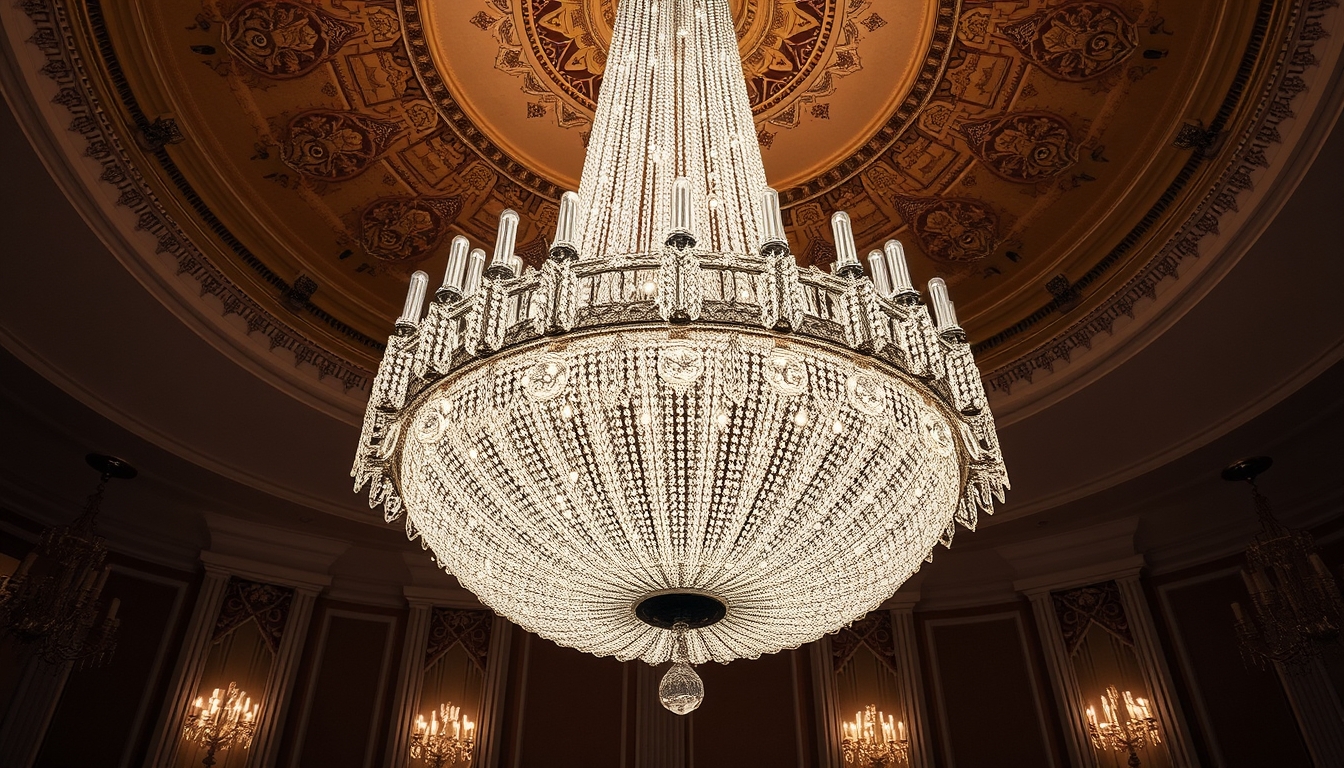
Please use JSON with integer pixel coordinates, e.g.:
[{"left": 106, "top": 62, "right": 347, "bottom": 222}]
[{"left": 659, "top": 662, "right": 704, "bottom": 715}]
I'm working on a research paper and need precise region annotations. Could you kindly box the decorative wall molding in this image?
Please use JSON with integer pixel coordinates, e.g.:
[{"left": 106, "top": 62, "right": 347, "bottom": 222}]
[{"left": 0, "top": 650, "right": 71, "bottom": 768}]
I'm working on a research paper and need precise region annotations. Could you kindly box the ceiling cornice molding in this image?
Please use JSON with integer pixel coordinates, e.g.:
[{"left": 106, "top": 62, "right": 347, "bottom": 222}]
[
  {"left": 202, "top": 512, "right": 349, "bottom": 591},
  {"left": 1012, "top": 555, "right": 1147, "bottom": 596},
  {"left": 987, "top": 0, "right": 1344, "bottom": 420},
  {"left": 0, "top": 0, "right": 372, "bottom": 423}
]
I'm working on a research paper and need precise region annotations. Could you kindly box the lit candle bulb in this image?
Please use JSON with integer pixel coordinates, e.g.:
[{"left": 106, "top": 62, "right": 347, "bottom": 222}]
[
  {"left": 867, "top": 250, "right": 892, "bottom": 296},
  {"left": 927, "top": 277, "right": 959, "bottom": 332},
  {"left": 884, "top": 239, "right": 916, "bottom": 295},
  {"left": 898, "top": 719, "right": 906, "bottom": 742},
  {"left": 670, "top": 176, "right": 694, "bottom": 241},
  {"left": 489, "top": 209, "right": 521, "bottom": 277},
  {"left": 830, "top": 211, "right": 860, "bottom": 275},
  {"left": 439, "top": 235, "right": 471, "bottom": 301},
  {"left": 396, "top": 271, "right": 429, "bottom": 331},
  {"left": 761, "top": 187, "right": 786, "bottom": 247},
  {"left": 464, "top": 248, "right": 486, "bottom": 295}
]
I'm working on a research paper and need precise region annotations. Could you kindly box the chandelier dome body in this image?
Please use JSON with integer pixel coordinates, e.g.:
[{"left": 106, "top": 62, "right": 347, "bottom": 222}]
[{"left": 353, "top": 0, "right": 1008, "bottom": 668}]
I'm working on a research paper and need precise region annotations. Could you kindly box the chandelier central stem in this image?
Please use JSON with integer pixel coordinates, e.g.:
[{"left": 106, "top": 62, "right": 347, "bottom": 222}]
[{"left": 575, "top": 0, "right": 767, "bottom": 258}]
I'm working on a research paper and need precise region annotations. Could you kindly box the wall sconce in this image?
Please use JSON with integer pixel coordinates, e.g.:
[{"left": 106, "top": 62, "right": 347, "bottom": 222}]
[
  {"left": 842, "top": 704, "right": 908, "bottom": 767},
  {"left": 1085, "top": 685, "right": 1161, "bottom": 768},
  {"left": 182, "top": 682, "right": 259, "bottom": 767}
]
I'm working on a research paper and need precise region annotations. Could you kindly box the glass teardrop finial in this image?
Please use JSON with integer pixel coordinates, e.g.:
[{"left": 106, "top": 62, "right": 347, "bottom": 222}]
[{"left": 659, "top": 661, "right": 704, "bottom": 715}]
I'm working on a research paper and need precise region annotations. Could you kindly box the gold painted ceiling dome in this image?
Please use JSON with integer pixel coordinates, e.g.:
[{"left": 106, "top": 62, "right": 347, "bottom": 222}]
[{"left": 6, "top": 0, "right": 1332, "bottom": 423}]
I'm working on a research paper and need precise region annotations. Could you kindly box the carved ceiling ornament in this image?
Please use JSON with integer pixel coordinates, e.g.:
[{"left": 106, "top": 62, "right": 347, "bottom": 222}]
[
  {"left": 960, "top": 111, "right": 1080, "bottom": 183},
  {"left": 1000, "top": 1, "right": 1140, "bottom": 82},
  {"left": 282, "top": 110, "right": 407, "bottom": 181},
  {"left": 222, "top": 0, "right": 362, "bottom": 79}
]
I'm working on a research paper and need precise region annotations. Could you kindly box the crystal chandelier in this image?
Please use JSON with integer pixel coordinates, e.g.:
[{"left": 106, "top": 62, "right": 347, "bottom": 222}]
[
  {"left": 842, "top": 705, "right": 909, "bottom": 767},
  {"left": 1224, "top": 457, "right": 1344, "bottom": 667},
  {"left": 352, "top": 0, "right": 1007, "bottom": 710},
  {"left": 1085, "top": 686, "right": 1161, "bottom": 768},
  {"left": 182, "top": 682, "right": 259, "bottom": 767},
  {"left": 0, "top": 453, "right": 129, "bottom": 668},
  {"left": 410, "top": 703, "right": 475, "bottom": 768}
]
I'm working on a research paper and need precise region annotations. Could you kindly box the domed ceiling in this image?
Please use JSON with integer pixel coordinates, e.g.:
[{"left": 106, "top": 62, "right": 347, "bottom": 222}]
[{"left": 27, "top": 0, "right": 1323, "bottom": 410}]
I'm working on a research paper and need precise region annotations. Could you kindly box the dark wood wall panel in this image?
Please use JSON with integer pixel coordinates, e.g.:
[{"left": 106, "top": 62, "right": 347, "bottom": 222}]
[
  {"left": 927, "top": 616, "right": 1054, "bottom": 768},
  {"left": 294, "top": 613, "right": 395, "bottom": 768},
  {"left": 692, "top": 650, "right": 805, "bottom": 768},
  {"left": 514, "top": 636, "right": 626, "bottom": 768},
  {"left": 1157, "top": 572, "right": 1310, "bottom": 768},
  {"left": 36, "top": 566, "right": 186, "bottom": 768}
]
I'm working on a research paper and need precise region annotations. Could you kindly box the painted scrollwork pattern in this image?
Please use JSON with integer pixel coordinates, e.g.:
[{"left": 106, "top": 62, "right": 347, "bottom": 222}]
[
  {"left": 283, "top": 111, "right": 406, "bottom": 180},
  {"left": 222, "top": 0, "right": 362, "bottom": 79},
  {"left": 893, "top": 196, "right": 1003, "bottom": 264},
  {"left": 212, "top": 577, "right": 295, "bottom": 654},
  {"left": 831, "top": 609, "right": 898, "bottom": 673},
  {"left": 1000, "top": 2, "right": 1139, "bottom": 82},
  {"left": 425, "top": 607, "right": 494, "bottom": 671},
  {"left": 1051, "top": 580, "right": 1133, "bottom": 654},
  {"left": 961, "top": 111, "right": 1079, "bottom": 183},
  {"left": 359, "top": 197, "right": 463, "bottom": 261}
]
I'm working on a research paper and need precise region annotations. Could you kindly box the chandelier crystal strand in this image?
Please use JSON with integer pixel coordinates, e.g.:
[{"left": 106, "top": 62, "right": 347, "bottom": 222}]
[{"left": 353, "top": 0, "right": 1008, "bottom": 713}]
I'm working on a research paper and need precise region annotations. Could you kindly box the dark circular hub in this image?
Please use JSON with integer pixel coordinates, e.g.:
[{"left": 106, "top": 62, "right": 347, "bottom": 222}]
[
  {"left": 1221, "top": 456, "right": 1272, "bottom": 483},
  {"left": 636, "top": 592, "right": 726, "bottom": 629},
  {"left": 86, "top": 453, "right": 138, "bottom": 480}
]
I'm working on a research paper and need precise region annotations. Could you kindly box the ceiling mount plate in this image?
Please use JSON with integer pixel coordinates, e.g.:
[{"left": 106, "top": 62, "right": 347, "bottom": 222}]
[
  {"left": 1221, "top": 456, "right": 1272, "bottom": 483},
  {"left": 635, "top": 592, "right": 727, "bottom": 630},
  {"left": 86, "top": 453, "right": 138, "bottom": 480}
]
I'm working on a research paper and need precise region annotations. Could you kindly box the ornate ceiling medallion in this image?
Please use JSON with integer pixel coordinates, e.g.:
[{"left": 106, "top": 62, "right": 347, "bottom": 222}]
[{"left": 471, "top": 0, "right": 872, "bottom": 133}]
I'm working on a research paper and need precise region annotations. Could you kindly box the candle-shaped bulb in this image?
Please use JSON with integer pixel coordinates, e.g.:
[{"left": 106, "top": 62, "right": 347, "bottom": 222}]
[
  {"left": 761, "top": 187, "right": 786, "bottom": 247},
  {"left": 830, "top": 211, "right": 860, "bottom": 273},
  {"left": 510, "top": 255, "right": 525, "bottom": 277},
  {"left": 927, "top": 277, "right": 959, "bottom": 331},
  {"left": 1308, "top": 553, "right": 1331, "bottom": 578},
  {"left": 464, "top": 248, "right": 487, "bottom": 295},
  {"left": 884, "top": 239, "right": 915, "bottom": 294},
  {"left": 440, "top": 236, "right": 470, "bottom": 299},
  {"left": 670, "top": 176, "right": 694, "bottom": 238},
  {"left": 106, "top": 597, "right": 120, "bottom": 622},
  {"left": 490, "top": 209, "right": 521, "bottom": 276},
  {"left": 396, "top": 271, "right": 429, "bottom": 330},
  {"left": 867, "top": 250, "right": 892, "bottom": 296},
  {"left": 553, "top": 191, "right": 580, "bottom": 258}
]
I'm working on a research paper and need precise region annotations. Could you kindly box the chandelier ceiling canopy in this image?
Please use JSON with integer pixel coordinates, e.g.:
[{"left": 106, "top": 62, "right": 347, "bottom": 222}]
[{"left": 352, "top": 0, "right": 1007, "bottom": 694}]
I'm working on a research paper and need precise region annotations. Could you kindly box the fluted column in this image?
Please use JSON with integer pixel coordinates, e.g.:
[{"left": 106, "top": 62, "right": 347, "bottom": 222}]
[
  {"left": 809, "top": 637, "right": 842, "bottom": 768},
  {"left": 245, "top": 586, "right": 319, "bottom": 768},
  {"left": 1023, "top": 589, "right": 1098, "bottom": 768},
  {"left": 143, "top": 569, "right": 231, "bottom": 768},
  {"left": 0, "top": 651, "right": 72, "bottom": 768},
  {"left": 475, "top": 615, "right": 513, "bottom": 768},
  {"left": 890, "top": 607, "right": 935, "bottom": 768},
  {"left": 1114, "top": 576, "right": 1198, "bottom": 768},
  {"left": 636, "top": 663, "right": 686, "bottom": 768},
  {"left": 1275, "top": 652, "right": 1344, "bottom": 765},
  {"left": 385, "top": 603, "right": 434, "bottom": 768}
]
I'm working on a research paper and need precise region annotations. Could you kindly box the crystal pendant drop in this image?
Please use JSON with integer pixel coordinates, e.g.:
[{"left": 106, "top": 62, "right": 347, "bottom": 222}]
[
  {"left": 659, "top": 622, "right": 703, "bottom": 715},
  {"left": 659, "top": 662, "right": 704, "bottom": 715}
]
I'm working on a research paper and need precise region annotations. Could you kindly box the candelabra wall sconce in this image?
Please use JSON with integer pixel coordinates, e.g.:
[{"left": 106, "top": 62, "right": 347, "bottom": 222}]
[
  {"left": 1085, "top": 686, "right": 1161, "bottom": 768},
  {"left": 411, "top": 702, "right": 475, "bottom": 768},
  {"left": 841, "top": 704, "right": 909, "bottom": 767},
  {"left": 1224, "top": 457, "right": 1344, "bottom": 668},
  {"left": 181, "top": 682, "right": 259, "bottom": 767},
  {"left": 0, "top": 453, "right": 129, "bottom": 668}
]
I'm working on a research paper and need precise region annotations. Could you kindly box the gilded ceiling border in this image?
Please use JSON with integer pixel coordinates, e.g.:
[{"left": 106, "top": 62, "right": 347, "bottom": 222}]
[
  {"left": 13, "top": 0, "right": 375, "bottom": 394},
  {"left": 979, "top": 0, "right": 1340, "bottom": 395}
]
